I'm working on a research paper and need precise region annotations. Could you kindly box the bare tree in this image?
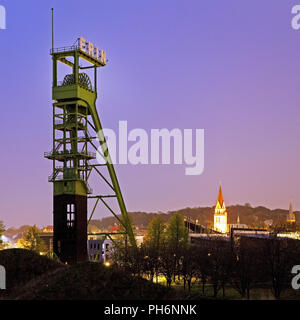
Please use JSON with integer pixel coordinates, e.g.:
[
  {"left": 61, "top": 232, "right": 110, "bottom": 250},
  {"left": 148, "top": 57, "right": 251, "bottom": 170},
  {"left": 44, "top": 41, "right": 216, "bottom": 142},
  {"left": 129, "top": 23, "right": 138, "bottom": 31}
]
[
  {"left": 159, "top": 244, "right": 177, "bottom": 288},
  {"left": 207, "top": 239, "right": 231, "bottom": 298},
  {"left": 262, "top": 237, "right": 300, "bottom": 299},
  {"left": 195, "top": 245, "right": 211, "bottom": 295},
  {"left": 178, "top": 246, "right": 198, "bottom": 293},
  {"left": 231, "top": 236, "right": 265, "bottom": 299}
]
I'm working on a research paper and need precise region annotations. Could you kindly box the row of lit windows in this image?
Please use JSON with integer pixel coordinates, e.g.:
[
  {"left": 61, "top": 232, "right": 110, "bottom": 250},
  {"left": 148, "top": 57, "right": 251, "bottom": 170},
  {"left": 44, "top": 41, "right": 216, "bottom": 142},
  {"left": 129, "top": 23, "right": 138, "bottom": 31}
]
[
  {"left": 90, "top": 243, "right": 101, "bottom": 250},
  {"left": 67, "top": 204, "right": 75, "bottom": 228},
  {"left": 89, "top": 243, "right": 110, "bottom": 250}
]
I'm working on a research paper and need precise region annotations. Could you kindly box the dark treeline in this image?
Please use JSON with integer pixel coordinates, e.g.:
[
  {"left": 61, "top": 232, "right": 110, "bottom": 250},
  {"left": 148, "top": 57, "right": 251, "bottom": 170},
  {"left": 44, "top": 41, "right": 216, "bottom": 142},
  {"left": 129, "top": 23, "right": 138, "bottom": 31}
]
[{"left": 112, "top": 235, "right": 300, "bottom": 299}]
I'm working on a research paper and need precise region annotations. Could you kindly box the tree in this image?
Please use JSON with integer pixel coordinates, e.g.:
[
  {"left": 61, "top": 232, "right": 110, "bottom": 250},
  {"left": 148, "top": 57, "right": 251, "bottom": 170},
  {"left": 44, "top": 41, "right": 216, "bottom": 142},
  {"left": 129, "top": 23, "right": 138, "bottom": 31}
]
[
  {"left": 195, "top": 245, "right": 211, "bottom": 296},
  {"left": 141, "top": 243, "right": 159, "bottom": 282},
  {"left": 145, "top": 217, "right": 166, "bottom": 251},
  {"left": 231, "top": 237, "right": 264, "bottom": 299},
  {"left": 207, "top": 239, "right": 231, "bottom": 298},
  {"left": 262, "top": 238, "right": 300, "bottom": 299},
  {"left": 112, "top": 214, "right": 137, "bottom": 266},
  {"left": 166, "top": 213, "right": 189, "bottom": 282},
  {"left": 166, "top": 213, "right": 188, "bottom": 250},
  {"left": 159, "top": 244, "right": 177, "bottom": 288},
  {"left": 143, "top": 217, "right": 167, "bottom": 283},
  {"left": 17, "top": 225, "right": 45, "bottom": 253},
  {"left": 0, "top": 221, "right": 5, "bottom": 249},
  {"left": 179, "top": 245, "right": 198, "bottom": 293}
]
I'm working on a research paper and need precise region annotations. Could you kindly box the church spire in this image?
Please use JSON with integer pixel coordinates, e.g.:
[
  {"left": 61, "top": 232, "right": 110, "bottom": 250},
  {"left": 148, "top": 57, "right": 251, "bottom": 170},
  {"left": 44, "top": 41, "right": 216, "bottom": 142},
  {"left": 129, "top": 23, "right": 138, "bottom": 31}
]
[
  {"left": 214, "top": 184, "right": 228, "bottom": 233},
  {"left": 287, "top": 200, "right": 296, "bottom": 223},
  {"left": 217, "top": 185, "right": 224, "bottom": 207}
]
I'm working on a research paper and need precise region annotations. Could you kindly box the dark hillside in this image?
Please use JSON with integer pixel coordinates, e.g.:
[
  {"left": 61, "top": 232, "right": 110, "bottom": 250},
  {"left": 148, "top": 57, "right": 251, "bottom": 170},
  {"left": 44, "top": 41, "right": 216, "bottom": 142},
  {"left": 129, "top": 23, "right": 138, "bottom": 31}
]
[
  {"left": 90, "top": 205, "right": 299, "bottom": 230},
  {"left": 0, "top": 249, "right": 174, "bottom": 300}
]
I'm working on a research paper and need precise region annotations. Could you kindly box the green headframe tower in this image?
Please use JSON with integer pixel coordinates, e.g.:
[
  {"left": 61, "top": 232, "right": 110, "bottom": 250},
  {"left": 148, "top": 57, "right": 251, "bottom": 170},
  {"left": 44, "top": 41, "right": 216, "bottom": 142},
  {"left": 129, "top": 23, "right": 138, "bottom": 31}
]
[{"left": 45, "top": 37, "right": 136, "bottom": 264}]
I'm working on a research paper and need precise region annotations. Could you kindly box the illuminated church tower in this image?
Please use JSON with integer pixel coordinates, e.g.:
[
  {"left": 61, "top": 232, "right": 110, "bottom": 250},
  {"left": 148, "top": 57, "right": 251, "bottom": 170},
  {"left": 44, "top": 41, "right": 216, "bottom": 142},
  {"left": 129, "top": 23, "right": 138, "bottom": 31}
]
[
  {"left": 287, "top": 201, "right": 296, "bottom": 223},
  {"left": 214, "top": 185, "right": 228, "bottom": 233}
]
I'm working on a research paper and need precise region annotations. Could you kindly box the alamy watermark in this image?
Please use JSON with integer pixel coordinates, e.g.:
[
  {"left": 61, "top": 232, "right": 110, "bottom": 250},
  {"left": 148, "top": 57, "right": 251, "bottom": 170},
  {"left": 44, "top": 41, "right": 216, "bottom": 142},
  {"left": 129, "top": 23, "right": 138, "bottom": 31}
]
[
  {"left": 0, "top": 5, "right": 6, "bottom": 30},
  {"left": 291, "top": 5, "right": 300, "bottom": 30},
  {"left": 95, "top": 121, "right": 204, "bottom": 176},
  {"left": 0, "top": 265, "right": 5, "bottom": 290},
  {"left": 292, "top": 265, "right": 300, "bottom": 290}
]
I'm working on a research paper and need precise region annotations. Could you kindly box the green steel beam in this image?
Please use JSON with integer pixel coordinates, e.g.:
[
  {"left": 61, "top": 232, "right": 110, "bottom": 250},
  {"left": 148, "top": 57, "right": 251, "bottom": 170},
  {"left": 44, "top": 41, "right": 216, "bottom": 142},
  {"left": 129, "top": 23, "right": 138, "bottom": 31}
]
[
  {"left": 98, "top": 196, "right": 125, "bottom": 228},
  {"left": 49, "top": 45, "right": 137, "bottom": 248},
  {"left": 87, "top": 197, "right": 100, "bottom": 225},
  {"left": 88, "top": 104, "right": 136, "bottom": 247},
  {"left": 93, "top": 166, "right": 115, "bottom": 191},
  {"left": 58, "top": 57, "right": 74, "bottom": 68}
]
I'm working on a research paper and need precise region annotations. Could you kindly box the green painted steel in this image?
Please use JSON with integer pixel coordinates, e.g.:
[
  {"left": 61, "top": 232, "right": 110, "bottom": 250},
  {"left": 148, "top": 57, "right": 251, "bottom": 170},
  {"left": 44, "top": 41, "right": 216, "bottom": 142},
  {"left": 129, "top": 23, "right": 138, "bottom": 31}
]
[
  {"left": 46, "top": 38, "right": 136, "bottom": 247},
  {"left": 88, "top": 103, "right": 136, "bottom": 247}
]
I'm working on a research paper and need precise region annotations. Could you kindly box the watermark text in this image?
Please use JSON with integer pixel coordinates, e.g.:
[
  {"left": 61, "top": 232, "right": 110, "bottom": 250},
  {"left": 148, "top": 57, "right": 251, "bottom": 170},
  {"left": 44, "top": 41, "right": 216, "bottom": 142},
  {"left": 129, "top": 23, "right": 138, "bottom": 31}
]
[
  {"left": 96, "top": 121, "right": 204, "bottom": 176},
  {"left": 0, "top": 265, "right": 5, "bottom": 290},
  {"left": 291, "top": 5, "right": 300, "bottom": 30},
  {"left": 292, "top": 265, "right": 300, "bottom": 290},
  {"left": 0, "top": 5, "right": 6, "bottom": 30}
]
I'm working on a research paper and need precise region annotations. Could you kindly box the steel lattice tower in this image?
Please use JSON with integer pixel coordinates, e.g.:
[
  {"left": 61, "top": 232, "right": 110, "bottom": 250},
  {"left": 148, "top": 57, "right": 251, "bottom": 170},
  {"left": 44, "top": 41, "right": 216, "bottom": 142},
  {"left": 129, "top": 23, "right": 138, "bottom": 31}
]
[{"left": 45, "top": 38, "right": 136, "bottom": 264}]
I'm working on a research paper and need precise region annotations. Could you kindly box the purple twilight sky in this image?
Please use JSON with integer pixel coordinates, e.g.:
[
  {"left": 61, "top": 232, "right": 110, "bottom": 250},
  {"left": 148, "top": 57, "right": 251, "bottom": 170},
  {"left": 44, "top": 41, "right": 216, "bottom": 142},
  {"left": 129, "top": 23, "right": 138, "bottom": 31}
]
[{"left": 1, "top": 0, "right": 300, "bottom": 228}]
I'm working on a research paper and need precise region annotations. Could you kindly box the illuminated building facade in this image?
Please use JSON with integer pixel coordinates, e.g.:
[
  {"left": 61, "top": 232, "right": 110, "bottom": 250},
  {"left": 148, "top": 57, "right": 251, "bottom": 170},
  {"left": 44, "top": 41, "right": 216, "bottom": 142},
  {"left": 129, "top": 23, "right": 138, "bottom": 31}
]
[
  {"left": 287, "top": 201, "right": 296, "bottom": 223},
  {"left": 214, "top": 185, "right": 228, "bottom": 233}
]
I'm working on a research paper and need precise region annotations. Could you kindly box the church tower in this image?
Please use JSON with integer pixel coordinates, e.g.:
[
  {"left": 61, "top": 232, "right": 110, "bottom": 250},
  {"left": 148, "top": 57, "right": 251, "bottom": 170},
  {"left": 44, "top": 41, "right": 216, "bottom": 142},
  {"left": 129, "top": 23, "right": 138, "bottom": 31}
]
[
  {"left": 287, "top": 201, "right": 296, "bottom": 223},
  {"left": 214, "top": 185, "right": 228, "bottom": 233}
]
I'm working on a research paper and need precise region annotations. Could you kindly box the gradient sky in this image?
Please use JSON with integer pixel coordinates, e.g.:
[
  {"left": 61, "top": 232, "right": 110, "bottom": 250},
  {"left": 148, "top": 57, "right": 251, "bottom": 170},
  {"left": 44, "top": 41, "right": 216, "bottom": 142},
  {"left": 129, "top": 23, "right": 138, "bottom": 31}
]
[{"left": 1, "top": 0, "right": 300, "bottom": 228}]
